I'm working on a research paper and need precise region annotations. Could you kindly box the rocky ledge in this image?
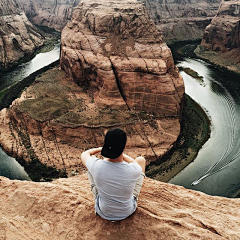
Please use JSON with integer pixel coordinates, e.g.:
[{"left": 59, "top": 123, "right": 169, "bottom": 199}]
[
  {"left": 195, "top": 0, "right": 240, "bottom": 74},
  {"left": 0, "top": 0, "right": 184, "bottom": 179},
  {"left": 0, "top": 0, "right": 45, "bottom": 71},
  {"left": 0, "top": 174, "right": 240, "bottom": 239}
]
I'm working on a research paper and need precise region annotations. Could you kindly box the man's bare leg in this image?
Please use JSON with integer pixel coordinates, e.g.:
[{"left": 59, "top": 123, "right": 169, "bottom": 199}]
[{"left": 135, "top": 156, "right": 146, "bottom": 173}]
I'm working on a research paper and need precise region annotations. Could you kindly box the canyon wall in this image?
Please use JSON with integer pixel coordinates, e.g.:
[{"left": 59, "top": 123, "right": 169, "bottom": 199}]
[
  {"left": 1, "top": 174, "right": 240, "bottom": 239},
  {"left": 18, "top": 0, "right": 81, "bottom": 31},
  {"left": 0, "top": 0, "right": 45, "bottom": 71},
  {"left": 195, "top": 0, "right": 240, "bottom": 74},
  {"left": 0, "top": 0, "right": 184, "bottom": 177},
  {"left": 60, "top": 0, "right": 184, "bottom": 117},
  {"left": 141, "top": 0, "right": 222, "bottom": 43},
  {"left": 17, "top": 0, "right": 222, "bottom": 42}
]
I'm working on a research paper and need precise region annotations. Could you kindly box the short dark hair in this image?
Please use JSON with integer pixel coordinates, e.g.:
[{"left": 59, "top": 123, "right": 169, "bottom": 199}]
[{"left": 101, "top": 128, "right": 127, "bottom": 159}]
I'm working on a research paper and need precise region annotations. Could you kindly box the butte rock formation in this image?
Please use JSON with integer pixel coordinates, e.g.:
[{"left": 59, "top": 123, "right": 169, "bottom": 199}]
[
  {"left": 18, "top": 0, "right": 81, "bottom": 31},
  {"left": 195, "top": 0, "right": 240, "bottom": 74},
  {"left": 0, "top": 0, "right": 184, "bottom": 178},
  {"left": 0, "top": 0, "right": 44, "bottom": 71},
  {"left": 60, "top": 0, "right": 184, "bottom": 116},
  {"left": 141, "top": 0, "right": 222, "bottom": 43}
]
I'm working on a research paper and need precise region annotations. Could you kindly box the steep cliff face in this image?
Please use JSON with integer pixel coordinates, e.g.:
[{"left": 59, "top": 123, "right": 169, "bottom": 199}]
[
  {"left": 0, "top": 0, "right": 184, "bottom": 177},
  {"left": 0, "top": 0, "right": 44, "bottom": 71},
  {"left": 60, "top": 0, "right": 184, "bottom": 116},
  {"left": 1, "top": 174, "right": 240, "bottom": 239},
  {"left": 195, "top": 0, "right": 240, "bottom": 73},
  {"left": 201, "top": 0, "right": 240, "bottom": 52},
  {"left": 18, "top": 0, "right": 81, "bottom": 31},
  {"left": 141, "top": 0, "right": 222, "bottom": 43}
]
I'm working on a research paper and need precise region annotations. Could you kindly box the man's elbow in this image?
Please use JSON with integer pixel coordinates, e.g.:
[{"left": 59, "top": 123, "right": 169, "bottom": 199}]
[{"left": 81, "top": 152, "right": 87, "bottom": 166}]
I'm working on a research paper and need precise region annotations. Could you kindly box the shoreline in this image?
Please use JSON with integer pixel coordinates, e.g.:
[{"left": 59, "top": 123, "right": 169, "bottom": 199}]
[
  {"left": 0, "top": 40, "right": 211, "bottom": 184},
  {"left": 0, "top": 27, "right": 60, "bottom": 75},
  {"left": 194, "top": 45, "right": 240, "bottom": 76},
  {"left": 145, "top": 41, "right": 211, "bottom": 183},
  {"left": 146, "top": 94, "right": 210, "bottom": 182}
]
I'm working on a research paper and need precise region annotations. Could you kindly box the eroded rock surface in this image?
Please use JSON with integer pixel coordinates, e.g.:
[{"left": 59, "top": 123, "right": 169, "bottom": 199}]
[
  {"left": 0, "top": 0, "right": 44, "bottom": 71},
  {"left": 60, "top": 0, "right": 184, "bottom": 117},
  {"left": 195, "top": 0, "right": 240, "bottom": 73},
  {"left": 19, "top": 0, "right": 81, "bottom": 31},
  {"left": 141, "top": 0, "right": 222, "bottom": 43},
  {"left": 0, "top": 0, "right": 184, "bottom": 178},
  {"left": 0, "top": 174, "right": 240, "bottom": 239},
  {"left": 0, "top": 67, "right": 182, "bottom": 176}
]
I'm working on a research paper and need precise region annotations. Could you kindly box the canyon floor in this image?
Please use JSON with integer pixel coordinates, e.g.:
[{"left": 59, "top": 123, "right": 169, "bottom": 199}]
[{"left": 0, "top": 63, "right": 210, "bottom": 183}]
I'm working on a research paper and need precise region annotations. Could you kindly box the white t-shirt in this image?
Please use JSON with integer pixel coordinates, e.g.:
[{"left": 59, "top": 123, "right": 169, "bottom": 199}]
[{"left": 86, "top": 156, "right": 142, "bottom": 221}]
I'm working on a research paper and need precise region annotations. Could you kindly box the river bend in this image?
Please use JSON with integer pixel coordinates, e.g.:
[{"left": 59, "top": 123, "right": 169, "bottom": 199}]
[
  {"left": 1, "top": 44, "right": 240, "bottom": 197},
  {"left": 170, "top": 58, "right": 240, "bottom": 197},
  {"left": 0, "top": 44, "right": 60, "bottom": 180}
]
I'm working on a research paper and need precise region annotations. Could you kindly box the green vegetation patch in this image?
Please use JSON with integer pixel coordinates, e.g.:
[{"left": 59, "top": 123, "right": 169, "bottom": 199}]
[
  {"left": 0, "top": 88, "right": 10, "bottom": 103},
  {"left": 19, "top": 98, "right": 69, "bottom": 122},
  {"left": 17, "top": 67, "right": 155, "bottom": 127},
  {"left": 55, "top": 108, "right": 145, "bottom": 127},
  {"left": 179, "top": 67, "right": 203, "bottom": 81}
]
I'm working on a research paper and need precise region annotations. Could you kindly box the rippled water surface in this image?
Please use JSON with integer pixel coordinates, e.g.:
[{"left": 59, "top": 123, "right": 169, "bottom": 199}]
[
  {"left": 0, "top": 44, "right": 60, "bottom": 180},
  {"left": 170, "top": 58, "right": 240, "bottom": 197}
]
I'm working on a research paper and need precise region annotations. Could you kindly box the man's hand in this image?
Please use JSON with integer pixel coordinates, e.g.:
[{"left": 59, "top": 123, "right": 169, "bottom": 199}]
[{"left": 81, "top": 147, "right": 102, "bottom": 167}]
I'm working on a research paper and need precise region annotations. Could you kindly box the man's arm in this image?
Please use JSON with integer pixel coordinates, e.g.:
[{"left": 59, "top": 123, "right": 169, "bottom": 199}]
[
  {"left": 123, "top": 153, "right": 146, "bottom": 173},
  {"left": 123, "top": 153, "right": 135, "bottom": 163},
  {"left": 81, "top": 147, "right": 102, "bottom": 167}
]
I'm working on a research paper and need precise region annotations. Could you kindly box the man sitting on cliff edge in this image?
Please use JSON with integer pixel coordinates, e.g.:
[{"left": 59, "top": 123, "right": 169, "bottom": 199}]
[{"left": 81, "top": 128, "right": 146, "bottom": 221}]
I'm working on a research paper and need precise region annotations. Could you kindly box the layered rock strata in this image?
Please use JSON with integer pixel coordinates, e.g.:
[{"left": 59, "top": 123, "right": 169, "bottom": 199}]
[
  {"left": 18, "top": 0, "right": 81, "bottom": 31},
  {"left": 0, "top": 67, "right": 182, "bottom": 174},
  {"left": 60, "top": 0, "right": 184, "bottom": 117},
  {"left": 141, "top": 0, "right": 222, "bottom": 43},
  {"left": 0, "top": 0, "right": 184, "bottom": 177},
  {"left": 0, "top": 0, "right": 45, "bottom": 71},
  {"left": 1, "top": 174, "right": 240, "bottom": 239},
  {"left": 195, "top": 0, "right": 240, "bottom": 74}
]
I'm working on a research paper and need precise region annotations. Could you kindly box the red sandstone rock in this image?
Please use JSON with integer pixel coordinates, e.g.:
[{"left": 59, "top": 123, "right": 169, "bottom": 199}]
[
  {"left": 0, "top": 0, "right": 184, "bottom": 178},
  {"left": 141, "top": 0, "right": 222, "bottom": 43},
  {"left": 201, "top": 0, "right": 240, "bottom": 52},
  {"left": 60, "top": 0, "right": 184, "bottom": 117},
  {"left": 0, "top": 0, "right": 44, "bottom": 70},
  {"left": 0, "top": 174, "right": 240, "bottom": 239},
  {"left": 18, "top": 0, "right": 81, "bottom": 31},
  {"left": 196, "top": 0, "right": 240, "bottom": 73},
  {"left": 0, "top": 68, "right": 181, "bottom": 173}
]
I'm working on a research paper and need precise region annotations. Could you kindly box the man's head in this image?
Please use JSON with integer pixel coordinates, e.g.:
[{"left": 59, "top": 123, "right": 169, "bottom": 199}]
[{"left": 101, "top": 128, "right": 127, "bottom": 159}]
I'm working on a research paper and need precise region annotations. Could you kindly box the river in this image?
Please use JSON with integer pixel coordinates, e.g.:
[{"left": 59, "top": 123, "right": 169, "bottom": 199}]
[
  {"left": 0, "top": 43, "right": 60, "bottom": 180},
  {"left": 169, "top": 55, "right": 240, "bottom": 198},
  {"left": 0, "top": 43, "right": 240, "bottom": 197}
]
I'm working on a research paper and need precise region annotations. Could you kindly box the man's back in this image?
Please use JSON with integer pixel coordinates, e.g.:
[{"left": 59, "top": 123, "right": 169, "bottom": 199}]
[{"left": 86, "top": 156, "right": 142, "bottom": 220}]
